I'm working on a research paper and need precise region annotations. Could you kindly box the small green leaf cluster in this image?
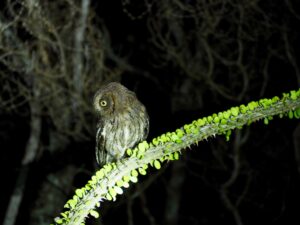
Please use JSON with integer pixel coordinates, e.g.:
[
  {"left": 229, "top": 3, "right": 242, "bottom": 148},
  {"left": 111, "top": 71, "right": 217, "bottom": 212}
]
[
  {"left": 53, "top": 187, "right": 92, "bottom": 224},
  {"left": 150, "top": 130, "right": 184, "bottom": 147},
  {"left": 277, "top": 108, "right": 300, "bottom": 120},
  {"left": 263, "top": 89, "right": 300, "bottom": 122},
  {"left": 126, "top": 130, "right": 183, "bottom": 164},
  {"left": 52, "top": 163, "right": 122, "bottom": 224},
  {"left": 127, "top": 89, "right": 300, "bottom": 171},
  {"left": 126, "top": 141, "right": 150, "bottom": 159}
]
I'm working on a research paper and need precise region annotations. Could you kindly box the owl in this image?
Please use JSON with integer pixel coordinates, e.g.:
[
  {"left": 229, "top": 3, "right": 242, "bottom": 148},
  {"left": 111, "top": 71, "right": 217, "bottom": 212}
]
[{"left": 93, "top": 82, "right": 149, "bottom": 166}]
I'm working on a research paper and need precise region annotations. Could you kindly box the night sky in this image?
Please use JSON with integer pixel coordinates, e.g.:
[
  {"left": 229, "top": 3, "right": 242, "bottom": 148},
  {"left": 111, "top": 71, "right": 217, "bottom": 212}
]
[{"left": 0, "top": 1, "right": 300, "bottom": 225}]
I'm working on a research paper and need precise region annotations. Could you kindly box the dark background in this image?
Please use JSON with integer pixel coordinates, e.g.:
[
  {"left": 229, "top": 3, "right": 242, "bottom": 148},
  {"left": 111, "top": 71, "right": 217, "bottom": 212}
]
[{"left": 0, "top": 1, "right": 300, "bottom": 225}]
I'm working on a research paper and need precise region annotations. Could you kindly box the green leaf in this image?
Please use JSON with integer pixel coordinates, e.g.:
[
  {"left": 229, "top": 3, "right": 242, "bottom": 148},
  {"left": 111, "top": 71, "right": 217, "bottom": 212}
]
[
  {"left": 116, "top": 180, "right": 124, "bottom": 187},
  {"left": 154, "top": 160, "right": 161, "bottom": 169},
  {"left": 223, "top": 111, "right": 231, "bottom": 119},
  {"left": 126, "top": 148, "right": 132, "bottom": 156},
  {"left": 174, "top": 152, "right": 179, "bottom": 160},
  {"left": 288, "top": 110, "right": 294, "bottom": 119},
  {"left": 54, "top": 217, "right": 63, "bottom": 224},
  {"left": 168, "top": 153, "right": 174, "bottom": 160},
  {"left": 294, "top": 108, "right": 300, "bottom": 118},
  {"left": 225, "top": 130, "right": 232, "bottom": 141},
  {"left": 114, "top": 186, "right": 123, "bottom": 195},
  {"left": 123, "top": 181, "right": 130, "bottom": 188},
  {"left": 231, "top": 107, "right": 239, "bottom": 116},
  {"left": 60, "top": 212, "right": 68, "bottom": 218},
  {"left": 106, "top": 193, "right": 113, "bottom": 201},
  {"left": 65, "top": 199, "right": 76, "bottom": 209},
  {"left": 104, "top": 164, "right": 113, "bottom": 172},
  {"left": 123, "top": 175, "right": 130, "bottom": 182},
  {"left": 131, "top": 169, "right": 138, "bottom": 177},
  {"left": 96, "top": 169, "right": 105, "bottom": 179},
  {"left": 89, "top": 210, "right": 99, "bottom": 218},
  {"left": 108, "top": 187, "right": 117, "bottom": 198},
  {"left": 213, "top": 116, "right": 220, "bottom": 123},
  {"left": 290, "top": 90, "right": 297, "bottom": 100},
  {"left": 220, "top": 118, "right": 227, "bottom": 125},
  {"left": 152, "top": 138, "right": 159, "bottom": 146},
  {"left": 207, "top": 116, "right": 213, "bottom": 123},
  {"left": 138, "top": 167, "right": 147, "bottom": 175},
  {"left": 138, "top": 141, "right": 148, "bottom": 153},
  {"left": 130, "top": 176, "right": 138, "bottom": 183},
  {"left": 75, "top": 189, "right": 84, "bottom": 198}
]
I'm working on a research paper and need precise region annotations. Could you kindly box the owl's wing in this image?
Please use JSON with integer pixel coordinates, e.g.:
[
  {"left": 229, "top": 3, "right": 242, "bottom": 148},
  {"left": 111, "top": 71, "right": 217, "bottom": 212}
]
[
  {"left": 142, "top": 113, "right": 150, "bottom": 140},
  {"left": 95, "top": 126, "right": 106, "bottom": 165}
]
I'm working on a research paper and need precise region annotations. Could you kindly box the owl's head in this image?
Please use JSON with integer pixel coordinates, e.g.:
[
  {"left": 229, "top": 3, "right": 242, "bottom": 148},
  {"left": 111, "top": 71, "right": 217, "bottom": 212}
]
[{"left": 93, "top": 82, "right": 135, "bottom": 117}]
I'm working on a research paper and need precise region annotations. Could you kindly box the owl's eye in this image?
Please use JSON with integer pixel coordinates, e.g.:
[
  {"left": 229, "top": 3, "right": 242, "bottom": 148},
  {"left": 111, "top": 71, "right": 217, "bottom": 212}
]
[{"left": 100, "top": 100, "right": 107, "bottom": 107}]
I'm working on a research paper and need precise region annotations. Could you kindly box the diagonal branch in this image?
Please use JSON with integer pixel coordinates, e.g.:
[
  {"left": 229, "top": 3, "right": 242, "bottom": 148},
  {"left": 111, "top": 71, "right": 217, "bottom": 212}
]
[{"left": 53, "top": 88, "right": 300, "bottom": 225}]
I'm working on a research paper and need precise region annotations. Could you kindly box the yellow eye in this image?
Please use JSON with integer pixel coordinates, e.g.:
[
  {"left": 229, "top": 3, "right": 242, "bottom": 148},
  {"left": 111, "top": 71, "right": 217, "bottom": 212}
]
[{"left": 100, "top": 100, "right": 107, "bottom": 107}]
